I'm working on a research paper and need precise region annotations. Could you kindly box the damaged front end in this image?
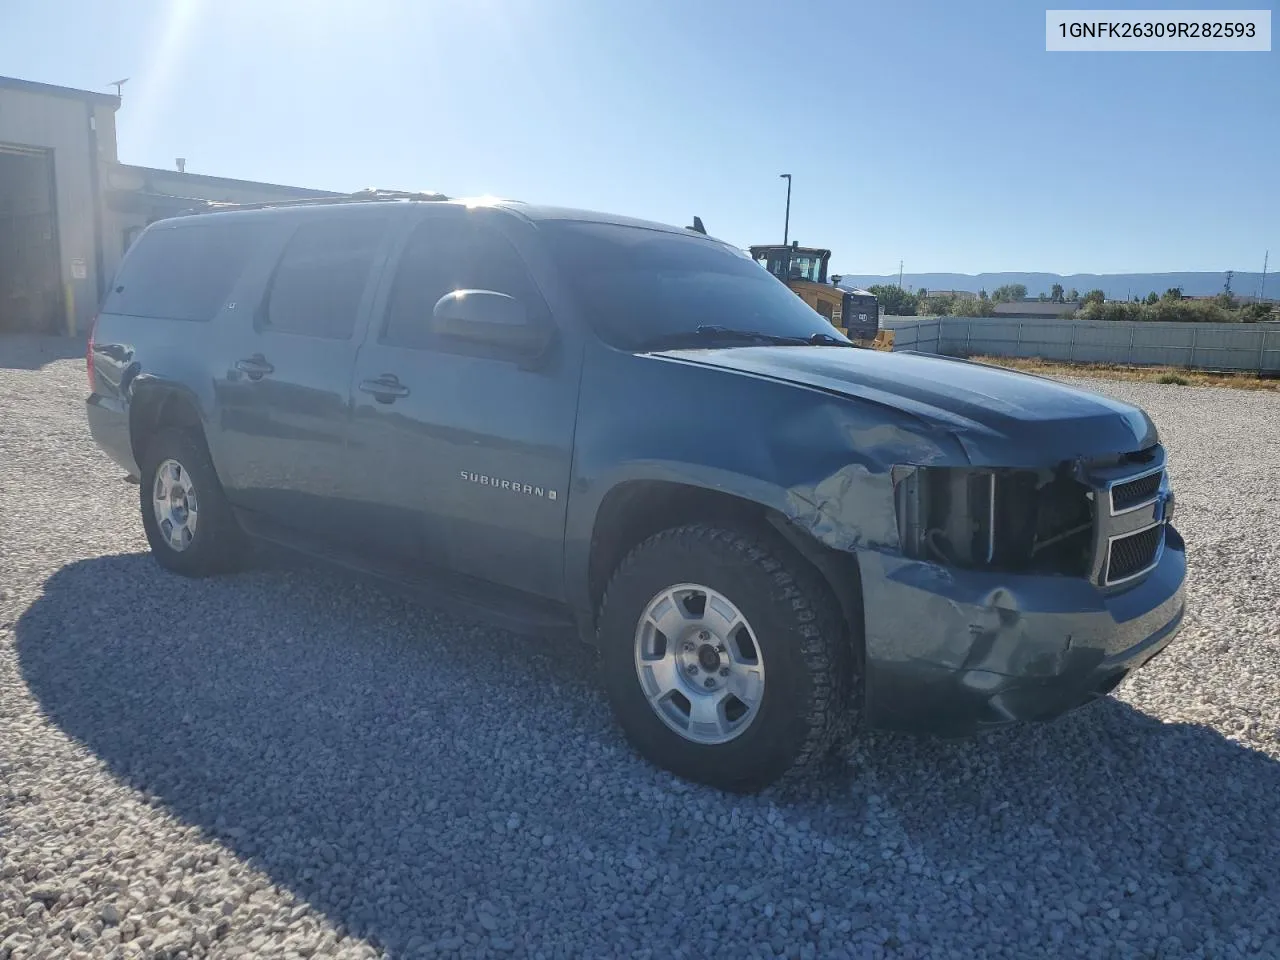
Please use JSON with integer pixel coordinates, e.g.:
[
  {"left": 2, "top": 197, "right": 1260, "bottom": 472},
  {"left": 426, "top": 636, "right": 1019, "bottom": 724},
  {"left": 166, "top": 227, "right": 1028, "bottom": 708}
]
[
  {"left": 892, "top": 463, "right": 1095, "bottom": 579},
  {"left": 859, "top": 443, "right": 1185, "bottom": 735}
]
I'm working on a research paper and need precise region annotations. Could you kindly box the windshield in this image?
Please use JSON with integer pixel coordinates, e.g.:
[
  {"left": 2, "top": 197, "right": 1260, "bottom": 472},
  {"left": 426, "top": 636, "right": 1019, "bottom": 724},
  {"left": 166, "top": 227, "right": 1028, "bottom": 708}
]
[
  {"left": 786, "top": 254, "right": 823, "bottom": 283},
  {"left": 539, "top": 221, "right": 843, "bottom": 350},
  {"left": 753, "top": 250, "right": 824, "bottom": 283}
]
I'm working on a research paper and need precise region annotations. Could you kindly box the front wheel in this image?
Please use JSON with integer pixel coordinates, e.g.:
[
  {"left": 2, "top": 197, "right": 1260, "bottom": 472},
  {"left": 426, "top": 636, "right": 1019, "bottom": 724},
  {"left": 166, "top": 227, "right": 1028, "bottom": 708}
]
[{"left": 597, "top": 523, "right": 854, "bottom": 792}]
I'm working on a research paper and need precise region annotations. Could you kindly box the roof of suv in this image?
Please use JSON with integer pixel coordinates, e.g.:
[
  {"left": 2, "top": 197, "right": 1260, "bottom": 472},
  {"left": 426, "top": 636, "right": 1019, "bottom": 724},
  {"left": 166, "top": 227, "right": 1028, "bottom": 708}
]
[
  {"left": 501, "top": 202, "right": 697, "bottom": 236},
  {"left": 176, "top": 194, "right": 713, "bottom": 242}
]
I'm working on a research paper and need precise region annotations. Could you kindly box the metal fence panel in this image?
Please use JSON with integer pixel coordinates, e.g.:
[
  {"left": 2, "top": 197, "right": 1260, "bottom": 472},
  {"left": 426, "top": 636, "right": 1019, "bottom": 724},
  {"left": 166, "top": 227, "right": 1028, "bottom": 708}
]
[
  {"left": 916, "top": 315, "right": 1280, "bottom": 373},
  {"left": 918, "top": 318, "right": 941, "bottom": 353},
  {"left": 1026, "top": 323, "right": 1076, "bottom": 347},
  {"left": 1064, "top": 322, "right": 1134, "bottom": 364},
  {"left": 882, "top": 318, "right": 916, "bottom": 349},
  {"left": 1189, "top": 323, "right": 1269, "bottom": 371},
  {"left": 1249, "top": 326, "right": 1279, "bottom": 373},
  {"left": 1126, "top": 323, "right": 1197, "bottom": 367},
  {"left": 884, "top": 317, "right": 940, "bottom": 353}
]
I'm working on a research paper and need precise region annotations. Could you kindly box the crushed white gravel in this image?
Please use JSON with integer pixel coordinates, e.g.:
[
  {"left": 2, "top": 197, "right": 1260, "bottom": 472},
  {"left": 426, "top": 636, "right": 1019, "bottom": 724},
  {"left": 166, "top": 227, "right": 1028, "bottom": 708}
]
[{"left": 1, "top": 335, "right": 1278, "bottom": 960}]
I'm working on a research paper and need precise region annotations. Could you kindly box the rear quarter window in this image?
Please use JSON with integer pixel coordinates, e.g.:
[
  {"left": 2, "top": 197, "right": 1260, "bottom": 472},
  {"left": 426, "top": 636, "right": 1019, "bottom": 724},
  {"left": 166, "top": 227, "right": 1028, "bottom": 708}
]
[{"left": 102, "top": 221, "right": 263, "bottom": 322}]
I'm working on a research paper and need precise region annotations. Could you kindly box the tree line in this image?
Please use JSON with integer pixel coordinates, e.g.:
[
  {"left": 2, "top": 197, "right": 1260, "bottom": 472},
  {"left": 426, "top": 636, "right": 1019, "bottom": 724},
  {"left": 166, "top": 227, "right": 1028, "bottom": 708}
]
[{"left": 867, "top": 282, "right": 1274, "bottom": 323}]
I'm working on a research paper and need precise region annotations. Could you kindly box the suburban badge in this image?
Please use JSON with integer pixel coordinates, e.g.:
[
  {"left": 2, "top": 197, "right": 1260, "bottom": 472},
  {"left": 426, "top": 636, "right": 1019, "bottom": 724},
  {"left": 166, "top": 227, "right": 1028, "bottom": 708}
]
[{"left": 460, "top": 470, "right": 557, "bottom": 500}]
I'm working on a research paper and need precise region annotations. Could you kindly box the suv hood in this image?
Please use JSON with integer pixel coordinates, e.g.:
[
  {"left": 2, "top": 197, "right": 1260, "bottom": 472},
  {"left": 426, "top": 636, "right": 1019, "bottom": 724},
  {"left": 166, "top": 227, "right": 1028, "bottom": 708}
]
[{"left": 654, "top": 346, "right": 1158, "bottom": 466}]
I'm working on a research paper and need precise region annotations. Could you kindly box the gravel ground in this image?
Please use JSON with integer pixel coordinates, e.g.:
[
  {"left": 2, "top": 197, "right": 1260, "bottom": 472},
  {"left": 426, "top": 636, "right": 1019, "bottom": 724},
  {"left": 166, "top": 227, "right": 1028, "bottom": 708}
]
[{"left": 2, "top": 334, "right": 1279, "bottom": 960}]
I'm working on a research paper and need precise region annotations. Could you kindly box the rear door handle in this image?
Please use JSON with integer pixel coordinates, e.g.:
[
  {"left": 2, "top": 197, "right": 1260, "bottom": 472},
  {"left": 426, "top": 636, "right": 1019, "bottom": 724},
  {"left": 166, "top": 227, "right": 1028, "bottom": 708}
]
[
  {"left": 358, "top": 375, "right": 410, "bottom": 403},
  {"left": 235, "top": 355, "right": 274, "bottom": 379}
]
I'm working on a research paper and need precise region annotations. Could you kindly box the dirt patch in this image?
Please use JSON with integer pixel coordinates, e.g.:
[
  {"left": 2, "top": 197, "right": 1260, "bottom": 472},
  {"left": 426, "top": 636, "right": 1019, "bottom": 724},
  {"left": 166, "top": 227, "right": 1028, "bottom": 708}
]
[{"left": 968, "top": 355, "right": 1280, "bottom": 392}]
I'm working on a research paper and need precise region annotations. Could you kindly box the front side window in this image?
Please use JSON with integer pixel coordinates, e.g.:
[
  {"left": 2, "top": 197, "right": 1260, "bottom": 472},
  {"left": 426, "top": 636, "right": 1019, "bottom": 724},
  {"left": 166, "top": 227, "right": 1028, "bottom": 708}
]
[
  {"left": 263, "top": 217, "right": 388, "bottom": 339},
  {"left": 381, "top": 217, "right": 545, "bottom": 351},
  {"left": 541, "top": 221, "right": 843, "bottom": 350}
]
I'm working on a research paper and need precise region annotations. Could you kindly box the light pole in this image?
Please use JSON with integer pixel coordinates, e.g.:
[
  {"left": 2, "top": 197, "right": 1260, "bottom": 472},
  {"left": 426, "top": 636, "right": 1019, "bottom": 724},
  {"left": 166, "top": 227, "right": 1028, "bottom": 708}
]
[{"left": 779, "top": 173, "right": 791, "bottom": 246}]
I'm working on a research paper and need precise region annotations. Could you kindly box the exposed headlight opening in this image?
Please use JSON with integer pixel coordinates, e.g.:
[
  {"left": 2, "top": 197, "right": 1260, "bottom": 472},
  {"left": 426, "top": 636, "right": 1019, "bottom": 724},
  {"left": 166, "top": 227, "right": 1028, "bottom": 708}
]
[{"left": 892, "top": 465, "right": 1094, "bottom": 576}]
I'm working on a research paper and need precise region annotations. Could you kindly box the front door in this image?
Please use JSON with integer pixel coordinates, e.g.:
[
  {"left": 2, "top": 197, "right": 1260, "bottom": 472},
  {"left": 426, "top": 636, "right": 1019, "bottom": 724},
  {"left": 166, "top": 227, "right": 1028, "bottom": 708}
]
[{"left": 346, "top": 211, "right": 581, "bottom": 600}]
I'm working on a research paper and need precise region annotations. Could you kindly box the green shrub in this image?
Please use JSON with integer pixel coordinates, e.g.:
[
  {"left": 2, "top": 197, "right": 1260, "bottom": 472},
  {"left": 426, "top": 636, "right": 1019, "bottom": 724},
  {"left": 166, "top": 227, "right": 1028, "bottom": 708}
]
[
  {"left": 868, "top": 284, "right": 918, "bottom": 316},
  {"left": 1077, "top": 300, "right": 1144, "bottom": 322},
  {"left": 1076, "top": 298, "right": 1248, "bottom": 323},
  {"left": 949, "top": 296, "right": 995, "bottom": 318},
  {"left": 1146, "top": 299, "right": 1236, "bottom": 323},
  {"left": 1157, "top": 373, "right": 1189, "bottom": 385}
]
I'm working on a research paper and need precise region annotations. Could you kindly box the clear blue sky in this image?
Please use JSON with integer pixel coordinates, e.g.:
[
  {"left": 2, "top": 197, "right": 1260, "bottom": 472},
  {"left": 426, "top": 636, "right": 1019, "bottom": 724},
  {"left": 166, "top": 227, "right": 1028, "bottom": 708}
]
[{"left": 2, "top": 0, "right": 1275, "bottom": 275}]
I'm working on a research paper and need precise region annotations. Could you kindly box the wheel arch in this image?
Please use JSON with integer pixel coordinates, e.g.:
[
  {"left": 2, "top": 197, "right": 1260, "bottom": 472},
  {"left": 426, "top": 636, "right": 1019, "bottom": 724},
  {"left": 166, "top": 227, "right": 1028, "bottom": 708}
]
[
  {"left": 128, "top": 380, "right": 209, "bottom": 466},
  {"left": 584, "top": 479, "right": 865, "bottom": 656}
]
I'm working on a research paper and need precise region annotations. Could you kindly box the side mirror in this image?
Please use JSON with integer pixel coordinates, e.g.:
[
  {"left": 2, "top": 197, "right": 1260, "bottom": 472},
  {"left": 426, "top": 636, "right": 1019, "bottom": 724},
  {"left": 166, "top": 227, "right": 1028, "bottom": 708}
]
[{"left": 430, "top": 289, "right": 547, "bottom": 354}]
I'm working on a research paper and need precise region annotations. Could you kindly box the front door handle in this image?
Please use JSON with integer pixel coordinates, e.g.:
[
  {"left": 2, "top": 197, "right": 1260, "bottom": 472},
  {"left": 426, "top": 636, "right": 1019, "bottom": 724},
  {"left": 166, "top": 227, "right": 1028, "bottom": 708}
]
[
  {"left": 358, "top": 375, "right": 410, "bottom": 403},
  {"left": 235, "top": 354, "right": 274, "bottom": 380}
]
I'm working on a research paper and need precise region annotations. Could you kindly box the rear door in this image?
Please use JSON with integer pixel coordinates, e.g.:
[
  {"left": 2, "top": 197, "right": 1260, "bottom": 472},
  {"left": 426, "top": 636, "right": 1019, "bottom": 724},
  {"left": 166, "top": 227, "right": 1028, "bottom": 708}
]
[
  {"left": 344, "top": 209, "right": 581, "bottom": 599},
  {"left": 214, "top": 211, "right": 397, "bottom": 542}
]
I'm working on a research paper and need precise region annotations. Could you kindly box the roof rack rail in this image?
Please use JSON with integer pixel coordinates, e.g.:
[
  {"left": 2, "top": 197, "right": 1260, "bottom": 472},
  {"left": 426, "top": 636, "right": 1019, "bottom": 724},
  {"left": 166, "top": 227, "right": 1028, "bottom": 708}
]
[{"left": 195, "top": 187, "right": 451, "bottom": 214}]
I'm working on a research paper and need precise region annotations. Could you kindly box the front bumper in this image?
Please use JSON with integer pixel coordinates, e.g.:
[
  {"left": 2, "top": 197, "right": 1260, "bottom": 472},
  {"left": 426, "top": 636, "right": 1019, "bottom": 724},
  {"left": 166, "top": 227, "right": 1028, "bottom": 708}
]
[{"left": 860, "top": 524, "right": 1186, "bottom": 735}]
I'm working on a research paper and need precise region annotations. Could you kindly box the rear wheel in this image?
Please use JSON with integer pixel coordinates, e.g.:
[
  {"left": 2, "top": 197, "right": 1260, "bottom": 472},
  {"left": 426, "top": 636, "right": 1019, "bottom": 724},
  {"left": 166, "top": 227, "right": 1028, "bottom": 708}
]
[
  {"left": 597, "top": 523, "right": 853, "bottom": 792},
  {"left": 138, "top": 427, "right": 245, "bottom": 577}
]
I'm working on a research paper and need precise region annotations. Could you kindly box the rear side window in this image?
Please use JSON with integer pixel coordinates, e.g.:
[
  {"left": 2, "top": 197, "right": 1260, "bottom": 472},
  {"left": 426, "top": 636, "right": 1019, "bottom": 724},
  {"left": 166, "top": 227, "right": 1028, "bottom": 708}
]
[
  {"left": 262, "top": 217, "right": 387, "bottom": 340},
  {"left": 103, "top": 222, "right": 260, "bottom": 322}
]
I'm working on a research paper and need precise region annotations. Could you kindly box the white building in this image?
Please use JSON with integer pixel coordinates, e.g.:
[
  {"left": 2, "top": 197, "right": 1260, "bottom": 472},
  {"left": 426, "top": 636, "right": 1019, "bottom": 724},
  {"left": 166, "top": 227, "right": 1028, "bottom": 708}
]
[{"left": 1, "top": 75, "right": 339, "bottom": 336}]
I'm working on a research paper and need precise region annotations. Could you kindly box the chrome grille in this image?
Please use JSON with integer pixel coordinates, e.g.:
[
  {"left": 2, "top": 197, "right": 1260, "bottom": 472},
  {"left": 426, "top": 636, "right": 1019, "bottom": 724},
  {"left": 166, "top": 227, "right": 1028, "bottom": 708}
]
[
  {"left": 1085, "top": 444, "right": 1172, "bottom": 588},
  {"left": 1105, "top": 524, "right": 1164, "bottom": 585},
  {"left": 1110, "top": 469, "right": 1163, "bottom": 513}
]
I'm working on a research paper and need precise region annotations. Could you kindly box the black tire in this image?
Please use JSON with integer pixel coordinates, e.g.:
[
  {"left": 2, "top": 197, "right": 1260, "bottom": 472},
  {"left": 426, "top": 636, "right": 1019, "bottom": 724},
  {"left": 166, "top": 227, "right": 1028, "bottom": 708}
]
[
  {"left": 138, "top": 427, "right": 245, "bottom": 577},
  {"left": 597, "top": 523, "right": 855, "bottom": 792}
]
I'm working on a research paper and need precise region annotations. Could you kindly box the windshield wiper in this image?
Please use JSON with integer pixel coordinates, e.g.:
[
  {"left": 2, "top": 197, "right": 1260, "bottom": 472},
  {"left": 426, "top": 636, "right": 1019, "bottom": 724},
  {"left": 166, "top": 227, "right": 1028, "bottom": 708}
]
[{"left": 636, "top": 325, "right": 854, "bottom": 352}]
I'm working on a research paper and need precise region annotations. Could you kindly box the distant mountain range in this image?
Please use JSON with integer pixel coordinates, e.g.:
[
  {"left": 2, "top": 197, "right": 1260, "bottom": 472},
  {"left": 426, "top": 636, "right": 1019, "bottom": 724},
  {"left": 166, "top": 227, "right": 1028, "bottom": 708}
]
[{"left": 833, "top": 271, "right": 1271, "bottom": 301}]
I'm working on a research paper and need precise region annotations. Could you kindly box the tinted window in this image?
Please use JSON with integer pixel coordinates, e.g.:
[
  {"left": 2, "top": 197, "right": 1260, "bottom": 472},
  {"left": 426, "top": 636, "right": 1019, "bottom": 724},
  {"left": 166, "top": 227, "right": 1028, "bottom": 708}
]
[
  {"left": 382, "top": 219, "right": 544, "bottom": 351},
  {"left": 103, "top": 222, "right": 261, "bottom": 322},
  {"left": 788, "top": 254, "right": 823, "bottom": 282},
  {"left": 539, "top": 221, "right": 840, "bottom": 350},
  {"left": 263, "top": 217, "right": 387, "bottom": 339}
]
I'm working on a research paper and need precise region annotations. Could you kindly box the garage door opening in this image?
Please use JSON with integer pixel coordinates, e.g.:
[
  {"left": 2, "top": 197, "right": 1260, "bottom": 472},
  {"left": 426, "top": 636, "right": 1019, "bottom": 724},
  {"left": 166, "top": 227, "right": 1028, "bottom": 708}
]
[{"left": 0, "top": 144, "right": 62, "bottom": 334}]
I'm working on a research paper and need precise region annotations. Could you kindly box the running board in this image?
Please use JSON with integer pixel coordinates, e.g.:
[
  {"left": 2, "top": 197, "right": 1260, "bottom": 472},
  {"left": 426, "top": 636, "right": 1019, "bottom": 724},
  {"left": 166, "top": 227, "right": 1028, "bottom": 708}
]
[{"left": 234, "top": 509, "right": 578, "bottom": 640}]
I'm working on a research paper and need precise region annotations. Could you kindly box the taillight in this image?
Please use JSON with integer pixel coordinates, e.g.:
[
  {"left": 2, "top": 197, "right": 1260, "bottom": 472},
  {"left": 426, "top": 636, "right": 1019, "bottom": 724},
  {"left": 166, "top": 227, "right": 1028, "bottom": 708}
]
[{"left": 86, "top": 314, "right": 98, "bottom": 391}]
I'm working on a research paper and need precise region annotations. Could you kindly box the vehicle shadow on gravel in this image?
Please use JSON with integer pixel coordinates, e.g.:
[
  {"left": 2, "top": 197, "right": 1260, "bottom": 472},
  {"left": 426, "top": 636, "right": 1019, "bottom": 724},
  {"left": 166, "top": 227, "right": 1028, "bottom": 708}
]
[
  {"left": 17, "top": 553, "right": 1280, "bottom": 955},
  {"left": 0, "top": 333, "right": 87, "bottom": 370}
]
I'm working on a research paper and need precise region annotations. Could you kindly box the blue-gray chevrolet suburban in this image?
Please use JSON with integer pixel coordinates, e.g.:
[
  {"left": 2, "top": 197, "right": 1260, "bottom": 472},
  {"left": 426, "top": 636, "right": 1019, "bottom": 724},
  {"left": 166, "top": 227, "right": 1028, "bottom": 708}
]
[{"left": 85, "top": 194, "right": 1186, "bottom": 791}]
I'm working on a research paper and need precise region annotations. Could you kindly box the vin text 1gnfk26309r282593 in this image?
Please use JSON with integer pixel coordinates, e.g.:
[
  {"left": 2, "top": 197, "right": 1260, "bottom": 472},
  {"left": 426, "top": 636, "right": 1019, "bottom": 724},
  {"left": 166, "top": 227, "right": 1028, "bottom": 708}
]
[{"left": 85, "top": 193, "right": 1186, "bottom": 791}]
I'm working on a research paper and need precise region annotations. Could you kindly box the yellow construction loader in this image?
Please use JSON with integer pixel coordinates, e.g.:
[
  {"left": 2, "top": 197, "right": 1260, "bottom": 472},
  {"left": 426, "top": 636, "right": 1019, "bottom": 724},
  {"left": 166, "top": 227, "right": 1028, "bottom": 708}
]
[{"left": 747, "top": 242, "right": 894, "bottom": 350}]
